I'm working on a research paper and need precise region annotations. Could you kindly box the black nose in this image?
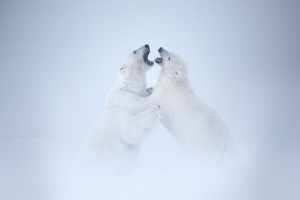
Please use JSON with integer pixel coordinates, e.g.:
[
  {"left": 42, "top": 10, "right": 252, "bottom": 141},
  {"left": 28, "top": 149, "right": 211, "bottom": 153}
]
[
  {"left": 144, "top": 44, "right": 150, "bottom": 49},
  {"left": 158, "top": 47, "right": 164, "bottom": 53}
]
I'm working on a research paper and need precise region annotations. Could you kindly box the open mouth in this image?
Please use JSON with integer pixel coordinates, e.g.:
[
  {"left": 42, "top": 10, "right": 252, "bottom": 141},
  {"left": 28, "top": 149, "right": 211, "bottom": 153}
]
[
  {"left": 155, "top": 47, "right": 165, "bottom": 64},
  {"left": 143, "top": 47, "right": 154, "bottom": 66},
  {"left": 155, "top": 57, "right": 163, "bottom": 64}
]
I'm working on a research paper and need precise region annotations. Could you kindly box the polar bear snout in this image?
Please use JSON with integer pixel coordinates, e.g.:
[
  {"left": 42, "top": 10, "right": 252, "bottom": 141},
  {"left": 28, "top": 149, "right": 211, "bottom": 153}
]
[
  {"left": 133, "top": 44, "right": 148, "bottom": 54},
  {"left": 158, "top": 47, "right": 164, "bottom": 53},
  {"left": 130, "top": 44, "right": 154, "bottom": 67},
  {"left": 158, "top": 47, "right": 169, "bottom": 55},
  {"left": 155, "top": 47, "right": 170, "bottom": 65}
]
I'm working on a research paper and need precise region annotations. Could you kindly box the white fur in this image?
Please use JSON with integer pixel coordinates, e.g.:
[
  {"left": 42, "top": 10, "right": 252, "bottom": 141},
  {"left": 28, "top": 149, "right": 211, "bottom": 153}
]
[
  {"left": 93, "top": 46, "right": 159, "bottom": 162},
  {"left": 153, "top": 49, "right": 229, "bottom": 159}
]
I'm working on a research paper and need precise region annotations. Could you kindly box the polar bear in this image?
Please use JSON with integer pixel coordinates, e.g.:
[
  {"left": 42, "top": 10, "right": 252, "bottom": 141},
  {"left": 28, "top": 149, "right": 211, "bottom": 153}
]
[
  {"left": 93, "top": 45, "right": 159, "bottom": 162},
  {"left": 153, "top": 47, "right": 229, "bottom": 159}
]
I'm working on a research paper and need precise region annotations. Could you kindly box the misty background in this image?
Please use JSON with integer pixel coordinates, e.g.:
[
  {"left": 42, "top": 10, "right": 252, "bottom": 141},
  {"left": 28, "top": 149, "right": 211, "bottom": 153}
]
[{"left": 0, "top": 0, "right": 299, "bottom": 199}]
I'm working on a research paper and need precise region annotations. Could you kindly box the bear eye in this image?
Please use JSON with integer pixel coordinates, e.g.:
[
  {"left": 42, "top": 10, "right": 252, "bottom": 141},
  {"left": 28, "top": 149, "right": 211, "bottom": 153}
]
[
  {"left": 133, "top": 50, "right": 137, "bottom": 54},
  {"left": 175, "top": 71, "right": 179, "bottom": 75},
  {"left": 168, "top": 56, "right": 171, "bottom": 61},
  {"left": 120, "top": 66, "right": 125, "bottom": 71}
]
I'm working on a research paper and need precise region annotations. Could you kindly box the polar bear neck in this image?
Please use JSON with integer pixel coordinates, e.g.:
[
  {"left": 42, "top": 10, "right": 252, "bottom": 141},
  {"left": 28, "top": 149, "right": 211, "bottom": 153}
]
[
  {"left": 115, "top": 75, "right": 146, "bottom": 95},
  {"left": 157, "top": 69, "right": 191, "bottom": 91}
]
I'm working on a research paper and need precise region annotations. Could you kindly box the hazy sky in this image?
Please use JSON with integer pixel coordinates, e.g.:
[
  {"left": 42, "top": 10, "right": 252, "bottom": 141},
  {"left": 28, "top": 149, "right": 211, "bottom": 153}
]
[{"left": 0, "top": 0, "right": 299, "bottom": 199}]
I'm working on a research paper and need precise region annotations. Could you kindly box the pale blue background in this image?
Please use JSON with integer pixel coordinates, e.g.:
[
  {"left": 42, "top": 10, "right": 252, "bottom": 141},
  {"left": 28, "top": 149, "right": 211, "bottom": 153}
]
[{"left": 0, "top": 0, "right": 299, "bottom": 199}]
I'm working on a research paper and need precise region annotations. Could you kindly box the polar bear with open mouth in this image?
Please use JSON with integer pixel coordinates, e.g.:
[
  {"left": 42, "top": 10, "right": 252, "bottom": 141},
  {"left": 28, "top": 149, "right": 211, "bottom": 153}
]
[
  {"left": 154, "top": 47, "right": 229, "bottom": 159},
  {"left": 93, "top": 45, "right": 159, "bottom": 162}
]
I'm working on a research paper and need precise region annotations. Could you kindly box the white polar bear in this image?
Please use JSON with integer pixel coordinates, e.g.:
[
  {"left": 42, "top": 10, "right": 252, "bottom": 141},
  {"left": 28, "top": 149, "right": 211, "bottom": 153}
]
[
  {"left": 93, "top": 45, "right": 159, "bottom": 162},
  {"left": 153, "top": 47, "right": 229, "bottom": 159}
]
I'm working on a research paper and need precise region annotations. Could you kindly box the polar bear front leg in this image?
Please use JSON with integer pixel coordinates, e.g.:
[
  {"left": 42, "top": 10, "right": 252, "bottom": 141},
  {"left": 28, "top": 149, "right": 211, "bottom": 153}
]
[{"left": 120, "top": 105, "right": 159, "bottom": 146}]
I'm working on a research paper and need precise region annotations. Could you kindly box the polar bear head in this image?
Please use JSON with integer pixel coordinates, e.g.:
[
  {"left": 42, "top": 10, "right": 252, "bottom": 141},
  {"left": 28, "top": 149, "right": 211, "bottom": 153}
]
[
  {"left": 119, "top": 44, "right": 153, "bottom": 78},
  {"left": 155, "top": 47, "right": 188, "bottom": 84},
  {"left": 116, "top": 44, "right": 154, "bottom": 94}
]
